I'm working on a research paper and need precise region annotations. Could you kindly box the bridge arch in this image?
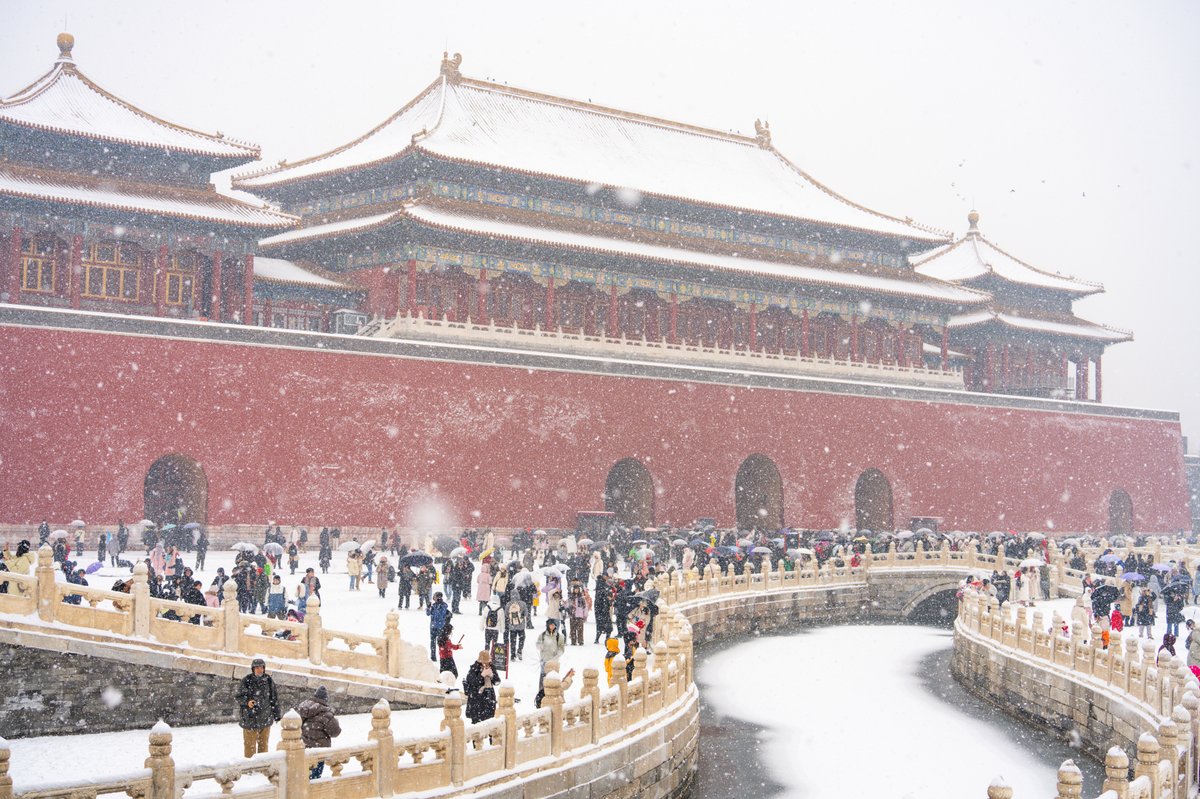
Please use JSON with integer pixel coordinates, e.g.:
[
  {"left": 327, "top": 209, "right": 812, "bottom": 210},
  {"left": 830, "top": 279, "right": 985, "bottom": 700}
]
[
  {"left": 854, "top": 468, "right": 894, "bottom": 532},
  {"left": 144, "top": 453, "right": 208, "bottom": 528},
  {"left": 1108, "top": 489, "right": 1133, "bottom": 535},
  {"left": 605, "top": 458, "right": 655, "bottom": 527},
  {"left": 734, "top": 454, "right": 784, "bottom": 530},
  {"left": 900, "top": 581, "right": 961, "bottom": 625}
]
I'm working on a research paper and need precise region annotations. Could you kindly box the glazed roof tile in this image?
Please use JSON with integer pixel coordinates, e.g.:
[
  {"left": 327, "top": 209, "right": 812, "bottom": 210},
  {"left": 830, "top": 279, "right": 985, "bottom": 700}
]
[
  {"left": 0, "top": 166, "right": 295, "bottom": 229},
  {"left": 947, "top": 309, "right": 1130, "bottom": 342},
  {"left": 235, "top": 72, "right": 948, "bottom": 243},
  {"left": 0, "top": 36, "right": 259, "bottom": 160}
]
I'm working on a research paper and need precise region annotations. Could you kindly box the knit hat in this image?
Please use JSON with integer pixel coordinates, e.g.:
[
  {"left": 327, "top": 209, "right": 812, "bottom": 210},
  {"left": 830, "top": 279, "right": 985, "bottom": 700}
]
[
  {"left": 314, "top": 686, "right": 328, "bottom": 701},
  {"left": 478, "top": 650, "right": 491, "bottom": 663}
]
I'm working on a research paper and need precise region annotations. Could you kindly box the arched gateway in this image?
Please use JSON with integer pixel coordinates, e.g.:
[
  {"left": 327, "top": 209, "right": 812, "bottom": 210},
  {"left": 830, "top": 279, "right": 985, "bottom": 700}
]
[
  {"left": 734, "top": 454, "right": 784, "bottom": 530},
  {"left": 854, "top": 468, "right": 894, "bottom": 532},
  {"left": 1109, "top": 489, "right": 1133, "bottom": 535},
  {"left": 144, "top": 454, "right": 209, "bottom": 528},
  {"left": 605, "top": 458, "right": 655, "bottom": 527}
]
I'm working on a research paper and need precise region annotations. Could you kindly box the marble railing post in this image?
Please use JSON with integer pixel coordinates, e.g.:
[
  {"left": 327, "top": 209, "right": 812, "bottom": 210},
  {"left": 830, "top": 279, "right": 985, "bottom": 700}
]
[
  {"left": 1182, "top": 693, "right": 1200, "bottom": 788},
  {"left": 680, "top": 628, "right": 694, "bottom": 685},
  {"left": 132, "top": 561, "right": 151, "bottom": 637},
  {"left": 582, "top": 669, "right": 601, "bottom": 745},
  {"left": 441, "top": 695, "right": 465, "bottom": 786},
  {"left": 497, "top": 687, "right": 517, "bottom": 769},
  {"left": 35, "top": 545, "right": 55, "bottom": 622},
  {"left": 1171, "top": 703, "right": 1192, "bottom": 793},
  {"left": 987, "top": 779, "right": 1013, "bottom": 799},
  {"left": 613, "top": 654, "right": 629, "bottom": 711},
  {"left": 1159, "top": 718, "right": 1181, "bottom": 790},
  {"left": 1055, "top": 760, "right": 1083, "bottom": 799},
  {"left": 0, "top": 736, "right": 10, "bottom": 799},
  {"left": 306, "top": 595, "right": 324, "bottom": 665},
  {"left": 544, "top": 672, "right": 565, "bottom": 757},
  {"left": 222, "top": 579, "right": 239, "bottom": 653},
  {"left": 1102, "top": 746, "right": 1130, "bottom": 799},
  {"left": 384, "top": 611, "right": 402, "bottom": 678},
  {"left": 145, "top": 722, "right": 176, "bottom": 799},
  {"left": 278, "top": 710, "right": 307, "bottom": 799},
  {"left": 633, "top": 647, "right": 649, "bottom": 691},
  {"left": 1133, "top": 733, "right": 1160, "bottom": 787},
  {"left": 369, "top": 699, "right": 395, "bottom": 798}
]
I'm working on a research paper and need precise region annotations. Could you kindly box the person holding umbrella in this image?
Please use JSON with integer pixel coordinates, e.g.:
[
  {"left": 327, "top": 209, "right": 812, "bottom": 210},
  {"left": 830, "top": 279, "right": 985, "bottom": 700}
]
[
  {"left": 463, "top": 650, "right": 500, "bottom": 723},
  {"left": 1134, "top": 587, "right": 1157, "bottom": 638},
  {"left": 1164, "top": 580, "right": 1188, "bottom": 637}
]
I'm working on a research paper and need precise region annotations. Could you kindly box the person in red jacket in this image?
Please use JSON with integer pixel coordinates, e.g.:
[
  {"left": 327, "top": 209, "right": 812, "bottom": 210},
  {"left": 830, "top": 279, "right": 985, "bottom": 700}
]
[{"left": 437, "top": 622, "right": 463, "bottom": 676}]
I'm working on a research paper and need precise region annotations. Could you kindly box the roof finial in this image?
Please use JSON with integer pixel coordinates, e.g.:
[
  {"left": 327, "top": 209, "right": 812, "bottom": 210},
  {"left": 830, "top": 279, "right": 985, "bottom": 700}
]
[
  {"left": 967, "top": 209, "right": 980, "bottom": 232},
  {"left": 56, "top": 32, "right": 75, "bottom": 62},
  {"left": 441, "top": 52, "right": 462, "bottom": 83},
  {"left": 754, "top": 118, "right": 771, "bottom": 148}
]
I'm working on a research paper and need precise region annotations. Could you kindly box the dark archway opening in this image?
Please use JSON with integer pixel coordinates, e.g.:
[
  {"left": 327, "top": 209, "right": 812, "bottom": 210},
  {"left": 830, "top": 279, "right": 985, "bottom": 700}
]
[
  {"left": 908, "top": 589, "right": 959, "bottom": 627},
  {"left": 854, "top": 468, "right": 894, "bottom": 532},
  {"left": 1109, "top": 489, "right": 1133, "bottom": 535},
  {"left": 144, "top": 454, "right": 209, "bottom": 529},
  {"left": 734, "top": 454, "right": 784, "bottom": 531},
  {"left": 605, "top": 458, "right": 655, "bottom": 527}
]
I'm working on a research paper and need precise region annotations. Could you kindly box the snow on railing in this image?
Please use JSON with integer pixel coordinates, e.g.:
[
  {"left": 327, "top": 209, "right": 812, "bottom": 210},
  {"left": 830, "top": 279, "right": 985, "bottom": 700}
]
[
  {"left": 959, "top": 588, "right": 1200, "bottom": 798},
  {"left": 371, "top": 312, "right": 964, "bottom": 389}
]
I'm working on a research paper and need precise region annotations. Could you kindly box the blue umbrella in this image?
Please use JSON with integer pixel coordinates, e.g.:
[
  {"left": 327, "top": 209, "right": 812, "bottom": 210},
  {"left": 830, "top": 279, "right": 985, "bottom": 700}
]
[
  {"left": 1097, "top": 554, "right": 1122, "bottom": 563},
  {"left": 1121, "top": 572, "right": 1146, "bottom": 581},
  {"left": 714, "top": 546, "right": 737, "bottom": 556},
  {"left": 1152, "top": 563, "right": 1173, "bottom": 572}
]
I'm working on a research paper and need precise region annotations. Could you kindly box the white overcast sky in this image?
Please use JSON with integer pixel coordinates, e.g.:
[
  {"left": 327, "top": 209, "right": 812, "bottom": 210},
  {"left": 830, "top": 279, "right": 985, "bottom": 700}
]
[{"left": 4, "top": 0, "right": 1198, "bottom": 443}]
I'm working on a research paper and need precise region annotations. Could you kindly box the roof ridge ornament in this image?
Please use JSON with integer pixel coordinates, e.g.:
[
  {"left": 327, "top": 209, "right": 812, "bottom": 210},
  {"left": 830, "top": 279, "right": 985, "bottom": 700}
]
[
  {"left": 754, "top": 118, "right": 771, "bottom": 148},
  {"left": 967, "top": 209, "right": 980, "bottom": 233},
  {"left": 441, "top": 52, "right": 463, "bottom": 83},
  {"left": 56, "top": 32, "right": 75, "bottom": 63}
]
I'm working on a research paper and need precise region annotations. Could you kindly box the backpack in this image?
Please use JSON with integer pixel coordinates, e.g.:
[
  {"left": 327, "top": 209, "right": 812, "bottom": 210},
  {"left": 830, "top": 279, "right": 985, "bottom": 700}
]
[
  {"left": 388, "top": 565, "right": 396, "bottom": 582},
  {"left": 486, "top": 607, "right": 500, "bottom": 628}
]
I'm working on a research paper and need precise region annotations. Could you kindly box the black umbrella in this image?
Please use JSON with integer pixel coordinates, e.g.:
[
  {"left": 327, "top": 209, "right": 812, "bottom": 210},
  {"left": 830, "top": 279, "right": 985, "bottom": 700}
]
[
  {"left": 1092, "top": 584, "right": 1121, "bottom": 605},
  {"left": 433, "top": 535, "right": 459, "bottom": 555},
  {"left": 399, "top": 552, "right": 434, "bottom": 567}
]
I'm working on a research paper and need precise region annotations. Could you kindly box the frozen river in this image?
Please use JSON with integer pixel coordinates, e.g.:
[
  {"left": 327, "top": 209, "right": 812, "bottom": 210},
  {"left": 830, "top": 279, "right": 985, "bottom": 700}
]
[{"left": 693, "top": 625, "right": 1105, "bottom": 798}]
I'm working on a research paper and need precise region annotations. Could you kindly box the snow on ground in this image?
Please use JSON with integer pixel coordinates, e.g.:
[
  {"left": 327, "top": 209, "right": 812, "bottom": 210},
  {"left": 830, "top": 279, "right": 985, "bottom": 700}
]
[{"left": 697, "top": 626, "right": 1063, "bottom": 798}]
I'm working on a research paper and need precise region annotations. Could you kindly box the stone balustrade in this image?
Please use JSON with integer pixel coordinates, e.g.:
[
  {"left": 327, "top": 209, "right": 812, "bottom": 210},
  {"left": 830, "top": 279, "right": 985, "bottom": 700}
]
[
  {"left": 957, "top": 588, "right": 1200, "bottom": 798},
  {"left": 0, "top": 546, "right": 437, "bottom": 690}
]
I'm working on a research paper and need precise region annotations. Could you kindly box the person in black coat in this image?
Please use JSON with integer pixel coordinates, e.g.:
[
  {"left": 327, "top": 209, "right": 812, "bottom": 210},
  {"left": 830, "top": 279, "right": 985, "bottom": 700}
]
[
  {"left": 298, "top": 685, "right": 341, "bottom": 779},
  {"left": 593, "top": 573, "right": 614, "bottom": 644},
  {"left": 463, "top": 650, "right": 500, "bottom": 723},
  {"left": 236, "top": 658, "right": 281, "bottom": 758}
]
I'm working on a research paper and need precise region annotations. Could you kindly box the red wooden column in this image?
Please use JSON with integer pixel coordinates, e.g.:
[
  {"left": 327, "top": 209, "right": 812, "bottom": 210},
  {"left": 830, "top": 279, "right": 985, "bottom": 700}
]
[
  {"left": 544, "top": 276, "right": 555, "bottom": 330},
  {"left": 263, "top": 295, "right": 273, "bottom": 328},
  {"left": 209, "top": 250, "right": 222, "bottom": 321},
  {"left": 850, "top": 315, "right": 859, "bottom": 361},
  {"left": 983, "top": 344, "right": 995, "bottom": 389},
  {"left": 242, "top": 254, "right": 254, "bottom": 324},
  {"left": 6, "top": 226, "right": 22, "bottom": 303},
  {"left": 1095, "top": 356, "right": 1103, "bottom": 403},
  {"left": 608, "top": 284, "right": 619, "bottom": 338},
  {"left": 940, "top": 326, "right": 949, "bottom": 371},
  {"left": 68, "top": 234, "right": 83, "bottom": 309},
  {"left": 747, "top": 302, "right": 757, "bottom": 352},
  {"left": 897, "top": 327, "right": 907, "bottom": 367},
  {"left": 1026, "top": 346, "right": 1035, "bottom": 387},
  {"left": 1001, "top": 345, "right": 1011, "bottom": 391},
  {"left": 476, "top": 270, "right": 488, "bottom": 323},
  {"left": 669, "top": 292, "right": 678, "bottom": 344},
  {"left": 801, "top": 309, "right": 810, "bottom": 357},
  {"left": 406, "top": 260, "right": 418, "bottom": 317},
  {"left": 1078, "top": 357, "right": 1090, "bottom": 401},
  {"left": 154, "top": 245, "right": 169, "bottom": 316}
]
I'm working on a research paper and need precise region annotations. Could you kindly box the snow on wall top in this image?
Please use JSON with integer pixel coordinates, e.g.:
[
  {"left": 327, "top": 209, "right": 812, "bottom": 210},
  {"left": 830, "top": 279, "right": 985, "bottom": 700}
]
[
  {"left": 254, "top": 257, "right": 355, "bottom": 289},
  {"left": 235, "top": 68, "right": 948, "bottom": 244},
  {"left": 0, "top": 35, "right": 259, "bottom": 161},
  {"left": 0, "top": 165, "right": 295, "bottom": 229},
  {"left": 911, "top": 213, "right": 1101, "bottom": 295},
  {"left": 404, "top": 203, "right": 985, "bottom": 305},
  {"left": 948, "top": 309, "right": 1131, "bottom": 342}
]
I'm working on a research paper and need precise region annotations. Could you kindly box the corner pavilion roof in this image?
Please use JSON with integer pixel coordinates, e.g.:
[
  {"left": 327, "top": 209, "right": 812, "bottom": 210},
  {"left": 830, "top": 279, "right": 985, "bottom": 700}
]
[
  {"left": 254, "top": 257, "right": 360, "bottom": 290},
  {"left": 235, "top": 57, "right": 950, "bottom": 244},
  {"left": 0, "top": 34, "right": 260, "bottom": 161},
  {"left": 260, "top": 201, "right": 989, "bottom": 306},
  {"left": 0, "top": 164, "right": 294, "bottom": 229},
  {"left": 911, "top": 211, "right": 1102, "bottom": 296},
  {"left": 947, "top": 309, "right": 1131, "bottom": 343}
]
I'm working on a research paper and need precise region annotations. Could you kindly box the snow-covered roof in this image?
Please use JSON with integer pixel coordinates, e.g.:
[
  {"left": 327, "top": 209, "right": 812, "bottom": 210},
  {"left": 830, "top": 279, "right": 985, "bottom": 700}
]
[
  {"left": 0, "top": 165, "right": 295, "bottom": 229},
  {"left": 254, "top": 257, "right": 359, "bottom": 290},
  {"left": 235, "top": 62, "right": 949, "bottom": 243},
  {"left": 259, "top": 208, "right": 402, "bottom": 247},
  {"left": 912, "top": 212, "right": 1102, "bottom": 296},
  {"left": 947, "top": 310, "right": 1131, "bottom": 342},
  {"left": 0, "top": 34, "right": 259, "bottom": 161},
  {"left": 262, "top": 201, "right": 986, "bottom": 305}
]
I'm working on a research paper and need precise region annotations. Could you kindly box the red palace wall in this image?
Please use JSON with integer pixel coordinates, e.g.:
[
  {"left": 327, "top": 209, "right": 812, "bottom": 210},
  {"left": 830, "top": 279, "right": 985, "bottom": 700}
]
[{"left": 0, "top": 321, "right": 1190, "bottom": 533}]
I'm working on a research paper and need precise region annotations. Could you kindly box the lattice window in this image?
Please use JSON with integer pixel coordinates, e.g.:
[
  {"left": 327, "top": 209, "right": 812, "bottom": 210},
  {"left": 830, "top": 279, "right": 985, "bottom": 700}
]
[
  {"left": 83, "top": 241, "right": 141, "bottom": 301},
  {"left": 164, "top": 251, "right": 197, "bottom": 306},
  {"left": 20, "top": 237, "right": 56, "bottom": 293}
]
